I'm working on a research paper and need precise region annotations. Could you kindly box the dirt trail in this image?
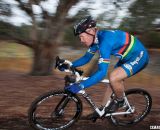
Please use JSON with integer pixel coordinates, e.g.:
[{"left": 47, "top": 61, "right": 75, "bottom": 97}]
[{"left": 0, "top": 70, "right": 160, "bottom": 130}]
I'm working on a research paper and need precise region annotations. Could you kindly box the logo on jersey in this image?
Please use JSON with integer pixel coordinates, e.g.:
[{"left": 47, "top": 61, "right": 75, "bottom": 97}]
[
  {"left": 124, "top": 63, "right": 133, "bottom": 75},
  {"left": 123, "top": 51, "right": 144, "bottom": 75},
  {"left": 130, "top": 51, "right": 144, "bottom": 66}
]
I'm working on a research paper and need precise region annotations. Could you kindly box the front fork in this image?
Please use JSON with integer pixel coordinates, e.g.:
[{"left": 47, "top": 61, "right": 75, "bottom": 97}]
[{"left": 54, "top": 93, "right": 71, "bottom": 116}]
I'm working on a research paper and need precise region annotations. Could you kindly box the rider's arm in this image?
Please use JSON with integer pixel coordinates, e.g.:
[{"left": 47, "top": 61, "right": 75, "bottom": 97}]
[
  {"left": 79, "top": 32, "right": 114, "bottom": 88},
  {"left": 72, "top": 44, "right": 98, "bottom": 67}
]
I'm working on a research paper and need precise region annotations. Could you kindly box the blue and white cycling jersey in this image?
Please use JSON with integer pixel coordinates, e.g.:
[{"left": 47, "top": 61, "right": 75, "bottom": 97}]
[{"left": 72, "top": 30, "right": 149, "bottom": 89}]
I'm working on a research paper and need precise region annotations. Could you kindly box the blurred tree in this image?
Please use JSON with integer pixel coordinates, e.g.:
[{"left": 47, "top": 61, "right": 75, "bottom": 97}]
[
  {"left": 0, "top": 0, "right": 80, "bottom": 75},
  {"left": 0, "top": 1, "right": 11, "bottom": 16},
  {"left": 0, "top": 21, "right": 14, "bottom": 39},
  {"left": 120, "top": 0, "right": 160, "bottom": 31},
  {"left": 0, "top": 21, "right": 33, "bottom": 49},
  {"left": 119, "top": 0, "right": 160, "bottom": 47}
]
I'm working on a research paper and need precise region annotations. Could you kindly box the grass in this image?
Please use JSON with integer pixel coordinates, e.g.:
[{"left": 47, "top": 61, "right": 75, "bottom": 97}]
[
  {"left": 0, "top": 41, "right": 33, "bottom": 58},
  {"left": 0, "top": 41, "right": 33, "bottom": 72},
  {"left": 0, "top": 57, "right": 32, "bottom": 72}
]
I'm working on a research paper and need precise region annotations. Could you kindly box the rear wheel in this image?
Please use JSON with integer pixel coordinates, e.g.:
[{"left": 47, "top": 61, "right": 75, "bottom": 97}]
[
  {"left": 109, "top": 88, "right": 152, "bottom": 126},
  {"left": 28, "top": 90, "right": 82, "bottom": 130}
]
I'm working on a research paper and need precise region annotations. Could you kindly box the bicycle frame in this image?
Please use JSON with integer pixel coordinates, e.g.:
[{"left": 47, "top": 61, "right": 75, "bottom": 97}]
[
  {"left": 63, "top": 60, "right": 135, "bottom": 118},
  {"left": 78, "top": 79, "right": 135, "bottom": 117}
]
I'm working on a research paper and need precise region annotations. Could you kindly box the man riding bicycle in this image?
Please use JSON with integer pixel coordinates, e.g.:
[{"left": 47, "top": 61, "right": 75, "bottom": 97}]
[{"left": 58, "top": 16, "right": 149, "bottom": 120}]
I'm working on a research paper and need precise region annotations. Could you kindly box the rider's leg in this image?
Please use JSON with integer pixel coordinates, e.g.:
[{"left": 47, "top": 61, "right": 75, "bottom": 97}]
[
  {"left": 100, "top": 67, "right": 128, "bottom": 112},
  {"left": 106, "top": 50, "right": 149, "bottom": 111},
  {"left": 102, "top": 85, "right": 112, "bottom": 106},
  {"left": 109, "top": 67, "right": 127, "bottom": 100}
]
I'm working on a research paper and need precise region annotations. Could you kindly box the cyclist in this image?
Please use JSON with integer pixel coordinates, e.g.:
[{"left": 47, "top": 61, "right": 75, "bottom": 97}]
[{"left": 58, "top": 16, "right": 149, "bottom": 120}]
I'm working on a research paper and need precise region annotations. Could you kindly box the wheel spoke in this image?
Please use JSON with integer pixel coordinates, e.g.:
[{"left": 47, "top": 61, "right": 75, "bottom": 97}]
[
  {"left": 109, "top": 89, "right": 152, "bottom": 126},
  {"left": 28, "top": 91, "right": 82, "bottom": 130}
]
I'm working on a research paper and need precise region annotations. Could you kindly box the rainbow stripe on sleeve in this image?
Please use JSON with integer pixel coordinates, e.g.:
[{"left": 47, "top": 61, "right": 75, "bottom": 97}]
[{"left": 98, "top": 58, "right": 110, "bottom": 64}]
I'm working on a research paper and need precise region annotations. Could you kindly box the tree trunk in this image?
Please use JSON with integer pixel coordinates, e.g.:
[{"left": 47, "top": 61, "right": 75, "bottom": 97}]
[{"left": 30, "top": 43, "right": 57, "bottom": 76}]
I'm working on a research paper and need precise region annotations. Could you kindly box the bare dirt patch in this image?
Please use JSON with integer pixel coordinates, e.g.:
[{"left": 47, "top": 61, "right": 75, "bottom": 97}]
[{"left": 0, "top": 70, "right": 159, "bottom": 130}]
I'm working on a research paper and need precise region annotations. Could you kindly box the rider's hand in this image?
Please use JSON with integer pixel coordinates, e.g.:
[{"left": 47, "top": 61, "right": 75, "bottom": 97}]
[
  {"left": 65, "top": 83, "right": 84, "bottom": 94},
  {"left": 58, "top": 63, "right": 70, "bottom": 71}
]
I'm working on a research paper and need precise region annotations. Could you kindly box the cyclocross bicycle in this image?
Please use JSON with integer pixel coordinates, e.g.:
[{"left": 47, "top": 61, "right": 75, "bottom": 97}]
[{"left": 28, "top": 56, "right": 152, "bottom": 130}]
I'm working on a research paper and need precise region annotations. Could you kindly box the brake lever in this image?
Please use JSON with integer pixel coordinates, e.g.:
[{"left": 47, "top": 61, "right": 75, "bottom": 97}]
[
  {"left": 55, "top": 56, "right": 83, "bottom": 76},
  {"left": 55, "top": 56, "right": 66, "bottom": 69},
  {"left": 55, "top": 56, "right": 59, "bottom": 69}
]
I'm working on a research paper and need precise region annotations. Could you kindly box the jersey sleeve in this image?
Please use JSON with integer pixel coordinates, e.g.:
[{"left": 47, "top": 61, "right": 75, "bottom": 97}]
[
  {"left": 72, "top": 44, "right": 98, "bottom": 67},
  {"left": 80, "top": 31, "right": 114, "bottom": 88}
]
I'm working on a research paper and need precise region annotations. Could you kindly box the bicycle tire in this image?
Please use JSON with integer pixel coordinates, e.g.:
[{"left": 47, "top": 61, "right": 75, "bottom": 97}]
[
  {"left": 28, "top": 90, "right": 82, "bottom": 130},
  {"left": 109, "top": 88, "right": 152, "bottom": 126}
]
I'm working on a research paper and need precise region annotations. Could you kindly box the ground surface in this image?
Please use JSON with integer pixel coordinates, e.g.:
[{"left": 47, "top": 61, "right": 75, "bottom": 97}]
[{"left": 0, "top": 70, "right": 159, "bottom": 130}]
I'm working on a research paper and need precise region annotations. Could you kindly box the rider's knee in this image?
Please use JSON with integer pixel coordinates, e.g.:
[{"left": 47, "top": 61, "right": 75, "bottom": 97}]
[{"left": 109, "top": 72, "right": 121, "bottom": 85}]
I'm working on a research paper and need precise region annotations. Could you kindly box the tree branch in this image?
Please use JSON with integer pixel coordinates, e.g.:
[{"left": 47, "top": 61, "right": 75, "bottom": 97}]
[
  {"left": 14, "top": 0, "right": 33, "bottom": 16},
  {"left": 54, "top": 0, "right": 80, "bottom": 21},
  {"left": 10, "top": 36, "right": 34, "bottom": 48},
  {"left": 32, "top": 0, "right": 50, "bottom": 20},
  {"left": 15, "top": 0, "right": 39, "bottom": 43},
  {"left": 49, "top": 0, "right": 80, "bottom": 38}
]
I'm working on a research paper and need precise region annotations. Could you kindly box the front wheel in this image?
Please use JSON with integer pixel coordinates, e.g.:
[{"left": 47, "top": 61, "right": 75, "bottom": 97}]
[
  {"left": 109, "top": 88, "right": 152, "bottom": 126},
  {"left": 28, "top": 90, "right": 82, "bottom": 130}
]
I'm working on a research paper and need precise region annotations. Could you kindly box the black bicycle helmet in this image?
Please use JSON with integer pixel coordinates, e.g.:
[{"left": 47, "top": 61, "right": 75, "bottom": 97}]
[{"left": 74, "top": 16, "right": 96, "bottom": 36}]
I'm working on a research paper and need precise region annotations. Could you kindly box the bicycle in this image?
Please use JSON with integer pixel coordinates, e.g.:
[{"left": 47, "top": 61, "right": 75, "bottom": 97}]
[{"left": 28, "top": 56, "right": 152, "bottom": 130}]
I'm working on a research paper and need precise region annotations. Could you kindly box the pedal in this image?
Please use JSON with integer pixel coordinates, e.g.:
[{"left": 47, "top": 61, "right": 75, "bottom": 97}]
[
  {"left": 87, "top": 114, "right": 99, "bottom": 123},
  {"left": 90, "top": 116, "right": 98, "bottom": 123}
]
